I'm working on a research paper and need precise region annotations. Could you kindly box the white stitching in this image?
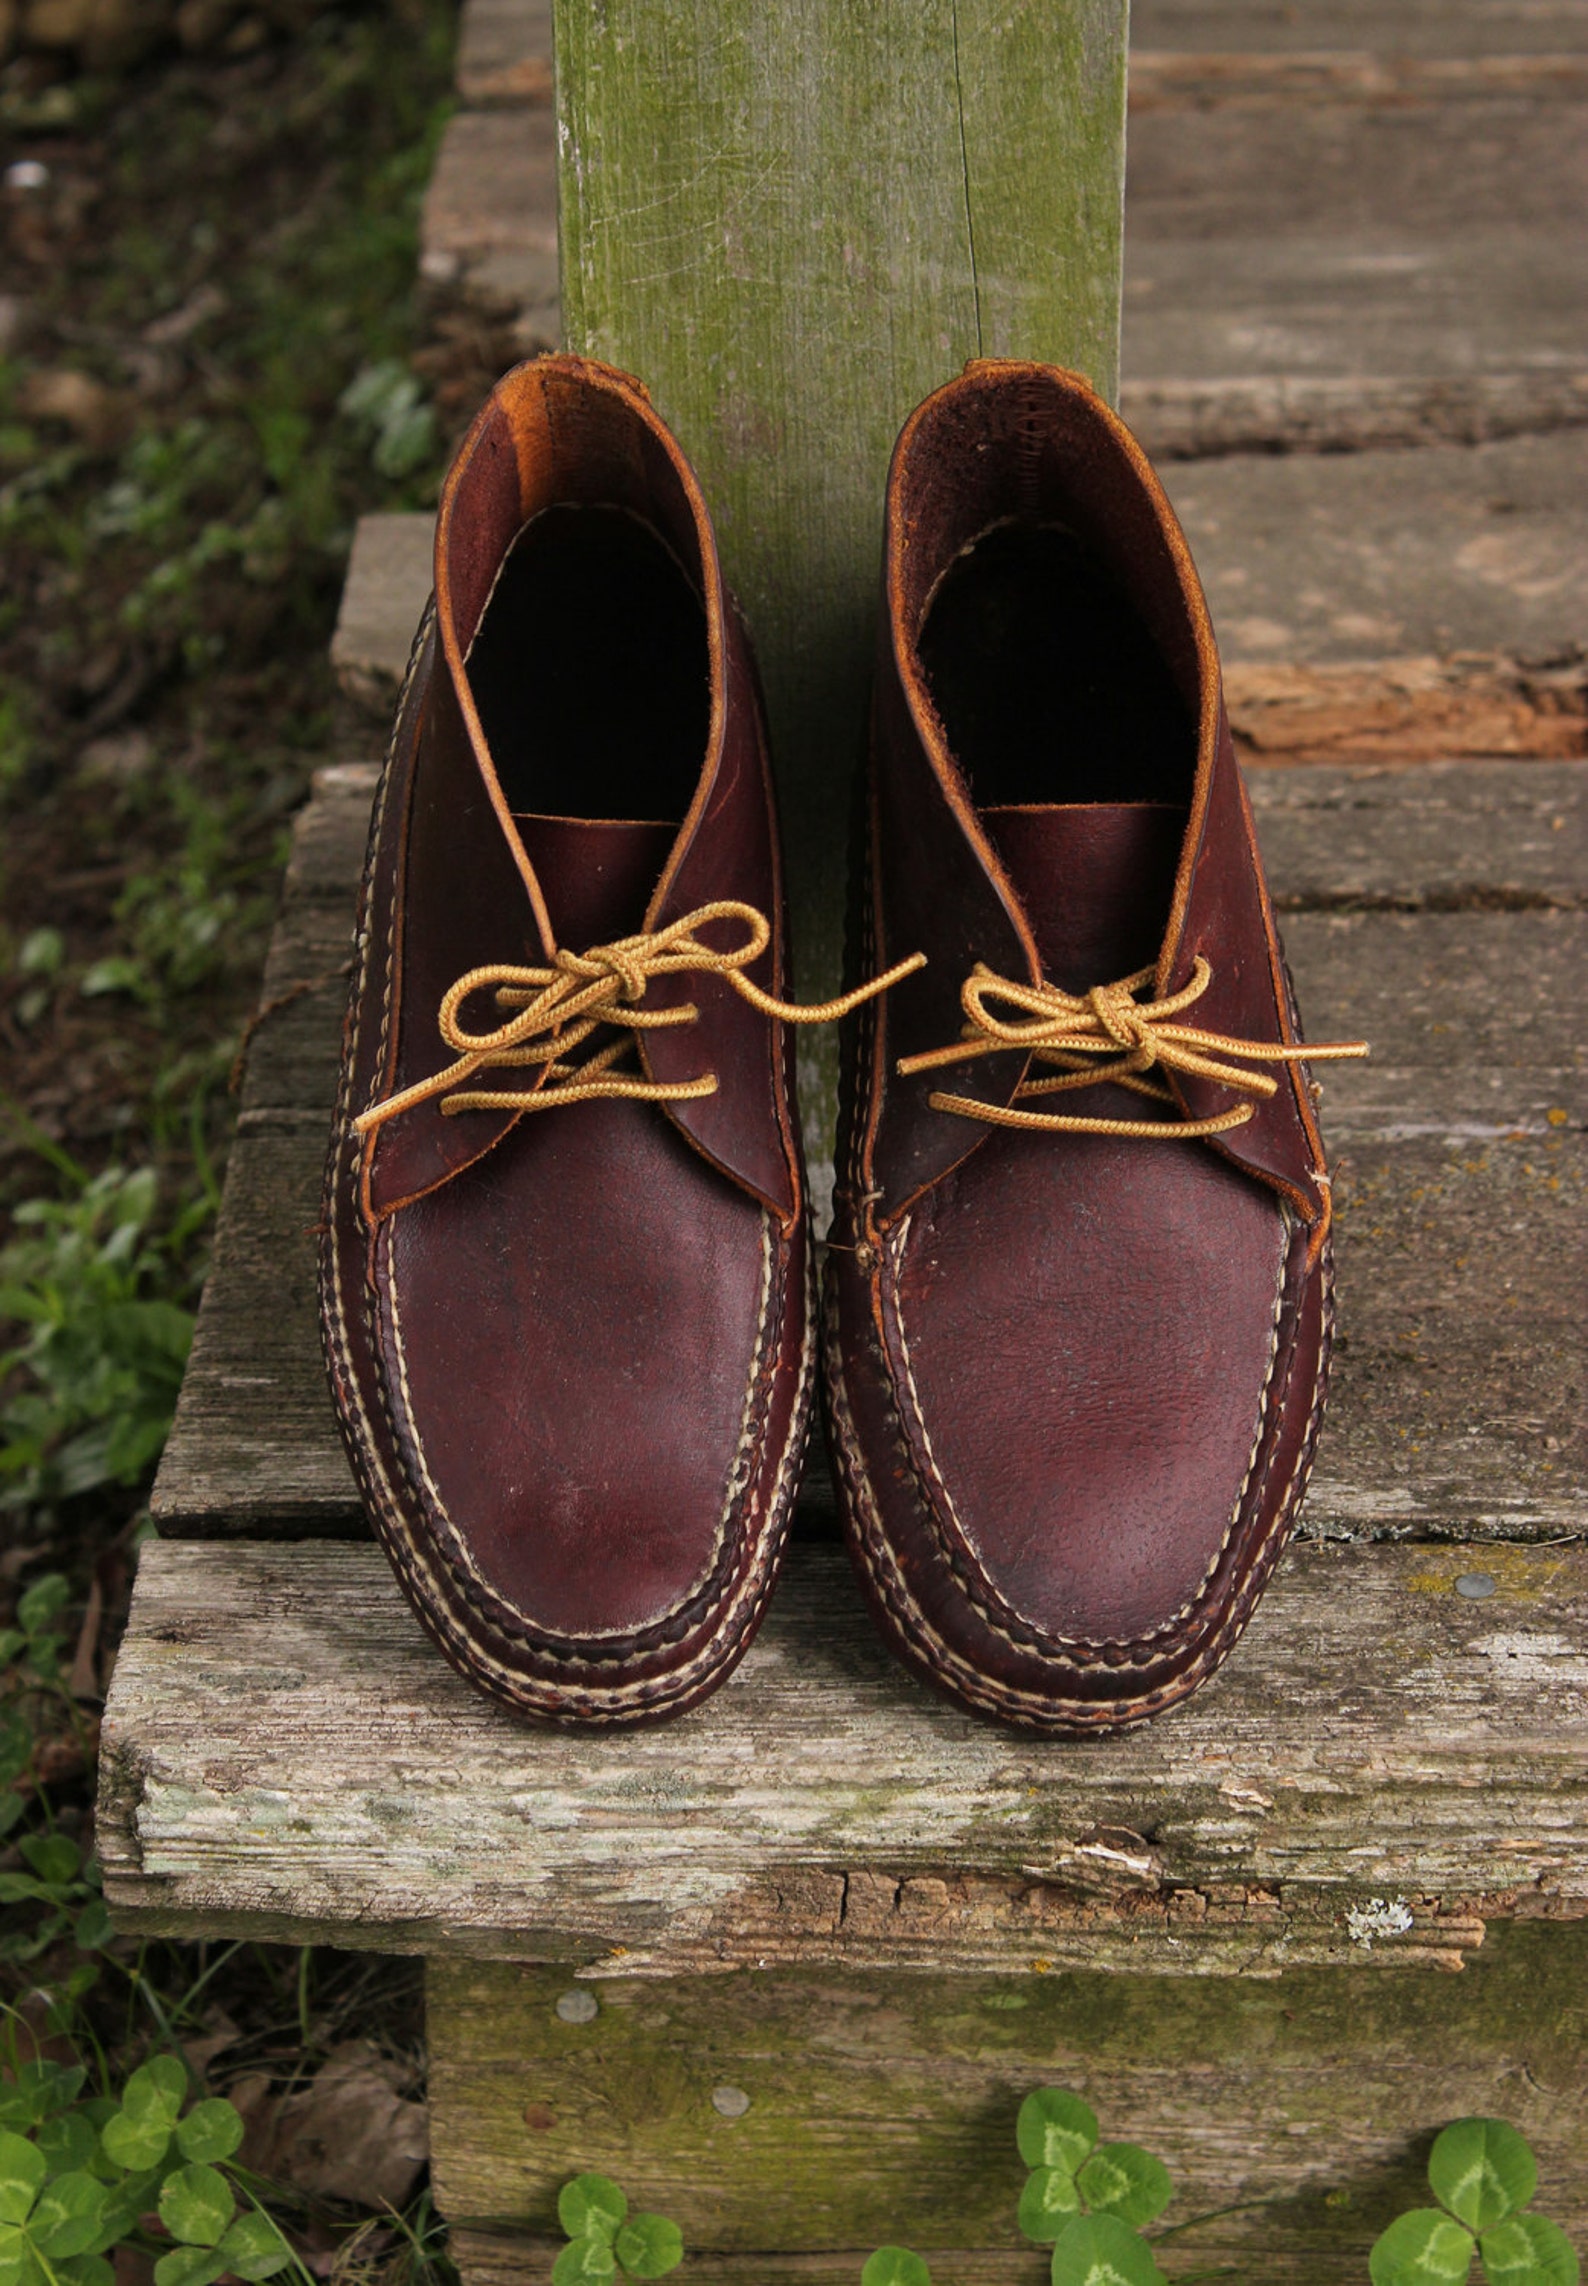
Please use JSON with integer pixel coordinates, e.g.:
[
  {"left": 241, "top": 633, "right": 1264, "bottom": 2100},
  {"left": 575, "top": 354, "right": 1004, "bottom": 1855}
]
[
  {"left": 382, "top": 1207, "right": 773, "bottom": 1642},
  {"left": 883, "top": 1197, "right": 1291, "bottom": 1654}
]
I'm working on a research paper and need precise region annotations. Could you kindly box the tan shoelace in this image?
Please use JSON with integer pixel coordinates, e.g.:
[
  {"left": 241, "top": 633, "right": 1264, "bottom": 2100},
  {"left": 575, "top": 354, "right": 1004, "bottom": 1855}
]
[
  {"left": 353, "top": 900, "right": 924, "bottom": 1135},
  {"left": 897, "top": 957, "right": 1368, "bottom": 1139}
]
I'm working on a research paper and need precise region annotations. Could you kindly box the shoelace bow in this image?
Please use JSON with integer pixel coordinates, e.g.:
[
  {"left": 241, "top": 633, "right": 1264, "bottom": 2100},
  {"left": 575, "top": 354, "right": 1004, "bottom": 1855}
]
[
  {"left": 353, "top": 900, "right": 924, "bottom": 1136},
  {"left": 896, "top": 956, "right": 1367, "bottom": 1139}
]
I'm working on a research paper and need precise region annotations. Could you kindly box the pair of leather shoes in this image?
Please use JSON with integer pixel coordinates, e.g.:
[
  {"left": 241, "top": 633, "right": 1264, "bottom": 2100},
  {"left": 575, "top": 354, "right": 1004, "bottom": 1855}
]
[{"left": 320, "top": 353, "right": 1362, "bottom": 1733}]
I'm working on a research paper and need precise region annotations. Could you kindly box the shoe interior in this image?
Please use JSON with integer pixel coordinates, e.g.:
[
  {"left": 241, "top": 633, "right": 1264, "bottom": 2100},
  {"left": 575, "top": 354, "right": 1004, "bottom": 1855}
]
[
  {"left": 465, "top": 502, "right": 710, "bottom": 825},
  {"left": 916, "top": 518, "right": 1196, "bottom": 807}
]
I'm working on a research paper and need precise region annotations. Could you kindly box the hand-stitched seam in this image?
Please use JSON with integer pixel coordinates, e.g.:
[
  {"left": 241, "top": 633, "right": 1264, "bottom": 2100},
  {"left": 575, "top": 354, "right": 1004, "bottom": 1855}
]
[
  {"left": 380, "top": 1206, "right": 776, "bottom": 1652},
  {"left": 415, "top": 1237, "right": 812, "bottom": 1717},
  {"left": 319, "top": 609, "right": 811, "bottom": 1720},
  {"left": 332, "top": 1202, "right": 812, "bottom": 1720},
  {"left": 825, "top": 1238, "right": 1328, "bottom": 1729},
  {"left": 880, "top": 1203, "right": 1290, "bottom": 1658}
]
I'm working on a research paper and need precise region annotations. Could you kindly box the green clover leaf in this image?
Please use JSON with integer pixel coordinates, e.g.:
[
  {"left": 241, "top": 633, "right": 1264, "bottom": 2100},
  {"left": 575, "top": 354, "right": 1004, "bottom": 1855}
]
[
  {"left": 1018, "top": 2090, "right": 1100, "bottom": 2176},
  {"left": 34, "top": 2116, "right": 96, "bottom": 2176},
  {"left": 124, "top": 2058, "right": 187, "bottom": 2121},
  {"left": 152, "top": 2248, "right": 227, "bottom": 2286},
  {"left": 158, "top": 2163, "right": 234, "bottom": 2249},
  {"left": 20, "top": 1836, "right": 81, "bottom": 1887},
  {"left": 613, "top": 2214, "right": 684, "bottom": 2278},
  {"left": 99, "top": 2111, "right": 171, "bottom": 2173},
  {"left": 1048, "top": 2212, "right": 1166, "bottom": 2286},
  {"left": 73, "top": 1902, "right": 114, "bottom": 1953},
  {"left": 861, "top": 2252, "right": 933, "bottom": 2286},
  {"left": 0, "top": 2133, "right": 46, "bottom": 2226},
  {"left": 1429, "top": 2121, "right": 1538, "bottom": 2234},
  {"left": 213, "top": 2212, "right": 294, "bottom": 2282},
  {"left": 101, "top": 2057, "right": 188, "bottom": 2174},
  {"left": 28, "top": 2171, "right": 108, "bottom": 2259},
  {"left": 57, "top": 2255, "right": 115, "bottom": 2286},
  {"left": 1370, "top": 2208, "right": 1476, "bottom": 2284},
  {"left": 1076, "top": 2144, "right": 1174, "bottom": 2229},
  {"left": 1478, "top": 2213, "right": 1581, "bottom": 2286},
  {"left": 558, "top": 2176, "right": 627, "bottom": 2244},
  {"left": 0, "top": 2223, "right": 31, "bottom": 2286},
  {"left": 1019, "top": 2165, "right": 1083, "bottom": 2243},
  {"left": 551, "top": 2236, "right": 617, "bottom": 2284},
  {"left": 174, "top": 2103, "right": 243, "bottom": 2167}
]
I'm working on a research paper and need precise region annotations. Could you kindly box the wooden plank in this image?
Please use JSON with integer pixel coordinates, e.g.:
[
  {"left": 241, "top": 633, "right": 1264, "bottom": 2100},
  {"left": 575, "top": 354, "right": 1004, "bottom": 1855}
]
[
  {"left": 428, "top": 1927, "right": 1588, "bottom": 2276},
  {"left": 1247, "top": 759, "right": 1588, "bottom": 900},
  {"left": 1228, "top": 664, "right": 1586, "bottom": 766},
  {"left": 419, "top": 107, "right": 558, "bottom": 348},
  {"left": 1130, "top": 50, "right": 1588, "bottom": 106},
  {"left": 1160, "top": 430, "right": 1588, "bottom": 665},
  {"left": 1129, "top": 0, "right": 1588, "bottom": 59},
  {"left": 1125, "top": 372, "right": 1588, "bottom": 463},
  {"left": 455, "top": 2239, "right": 1046, "bottom": 2286},
  {"left": 455, "top": 0, "right": 551, "bottom": 107},
  {"left": 148, "top": 760, "right": 1588, "bottom": 1540},
  {"left": 97, "top": 1535, "right": 1588, "bottom": 1973},
  {"left": 330, "top": 518, "right": 433, "bottom": 715},
  {"left": 552, "top": 0, "right": 1129, "bottom": 1172}
]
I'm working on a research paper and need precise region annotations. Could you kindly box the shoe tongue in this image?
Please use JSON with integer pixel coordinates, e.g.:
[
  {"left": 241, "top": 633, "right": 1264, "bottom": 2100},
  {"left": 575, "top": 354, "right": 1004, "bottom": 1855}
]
[
  {"left": 513, "top": 813, "right": 678, "bottom": 949},
  {"left": 980, "top": 803, "right": 1188, "bottom": 992}
]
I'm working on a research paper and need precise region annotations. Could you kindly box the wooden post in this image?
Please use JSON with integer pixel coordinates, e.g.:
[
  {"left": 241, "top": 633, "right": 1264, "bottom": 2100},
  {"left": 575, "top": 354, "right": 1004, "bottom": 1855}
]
[{"left": 551, "top": 0, "right": 1128, "bottom": 1177}]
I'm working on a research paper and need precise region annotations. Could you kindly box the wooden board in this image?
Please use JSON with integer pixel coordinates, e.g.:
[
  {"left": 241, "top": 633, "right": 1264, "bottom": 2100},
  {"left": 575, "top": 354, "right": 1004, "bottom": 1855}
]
[
  {"left": 97, "top": 1535, "right": 1588, "bottom": 1976},
  {"left": 428, "top": 1926, "right": 1588, "bottom": 2281},
  {"left": 455, "top": 0, "right": 551, "bottom": 107},
  {"left": 1128, "top": 0, "right": 1588, "bottom": 58},
  {"left": 148, "top": 760, "right": 1588, "bottom": 1541}
]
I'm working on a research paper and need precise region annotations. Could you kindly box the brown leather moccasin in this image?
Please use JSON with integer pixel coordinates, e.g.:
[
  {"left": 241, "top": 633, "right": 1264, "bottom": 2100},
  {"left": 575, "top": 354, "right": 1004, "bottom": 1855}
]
[
  {"left": 322, "top": 355, "right": 896, "bottom": 1726},
  {"left": 825, "top": 360, "right": 1366, "bottom": 1734}
]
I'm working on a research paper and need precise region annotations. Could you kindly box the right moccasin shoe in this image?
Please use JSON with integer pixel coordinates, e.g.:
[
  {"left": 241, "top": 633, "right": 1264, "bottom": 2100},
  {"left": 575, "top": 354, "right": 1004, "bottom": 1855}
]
[{"left": 824, "top": 359, "right": 1366, "bottom": 1734}]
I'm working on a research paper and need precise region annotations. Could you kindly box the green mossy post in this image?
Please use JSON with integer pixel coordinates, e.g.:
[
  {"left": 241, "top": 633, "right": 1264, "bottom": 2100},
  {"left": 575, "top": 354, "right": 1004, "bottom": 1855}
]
[{"left": 551, "top": 0, "right": 1128, "bottom": 1167}]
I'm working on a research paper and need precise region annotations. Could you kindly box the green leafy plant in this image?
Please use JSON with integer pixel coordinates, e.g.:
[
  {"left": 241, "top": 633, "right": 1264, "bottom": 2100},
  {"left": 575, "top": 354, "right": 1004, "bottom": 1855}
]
[
  {"left": 861, "top": 2252, "right": 932, "bottom": 2285},
  {"left": 0, "top": 1150, "right": 199, "bottom": 1514},
  {"left": 338, "top": 360, "right": 439, "bottom": 482},
  {"left": 1015, "top": 2088, "right": 1171, "bottom": 2284},
  {"left": 1370, "top": 2119, "right": 1578, "bottom": 2286},
  {"left": 0, "top": 2056, "right": 294, "bottom": 2286},
  {"left": 553, "top": 2175, "right": 682, "bottom": 2283}
]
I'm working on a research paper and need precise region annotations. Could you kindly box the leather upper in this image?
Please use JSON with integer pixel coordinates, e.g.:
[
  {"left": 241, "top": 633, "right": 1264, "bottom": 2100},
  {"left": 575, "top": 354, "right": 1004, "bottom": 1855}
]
[
  {"left": 320, "top": 356, "right": 812, "bottom": 1726},
  {"left": 825, "top": 361, "right": 1342, "bottom": 1732},
  {"left": 862, "top": 361, "right": 1330, "bottom": 1233}
]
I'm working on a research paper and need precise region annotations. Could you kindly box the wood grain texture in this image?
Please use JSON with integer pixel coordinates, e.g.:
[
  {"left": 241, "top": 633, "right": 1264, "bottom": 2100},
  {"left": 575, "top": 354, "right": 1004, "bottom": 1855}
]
[
  {"left": 429, "top": 1927, "right": 1588, "bottom": 2271},
  {"left": 455, "top": 0, "right": 551, "bottom": 108},
  {"left": 97, "top": 1536, "right": 1588, "bottom": 1973},
  {"left": 552, "top": 0, "right": 1128, "bottom": 1152},
  {"left": 147, "top": 762, "right": 1588, "bottom": 1541}
]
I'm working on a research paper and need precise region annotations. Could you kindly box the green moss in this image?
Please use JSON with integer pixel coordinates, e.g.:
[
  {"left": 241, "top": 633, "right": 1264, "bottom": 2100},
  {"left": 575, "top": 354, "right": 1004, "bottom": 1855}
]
[{"left": 429, "top": 1923, "right": 1588, "bottom": 2270}]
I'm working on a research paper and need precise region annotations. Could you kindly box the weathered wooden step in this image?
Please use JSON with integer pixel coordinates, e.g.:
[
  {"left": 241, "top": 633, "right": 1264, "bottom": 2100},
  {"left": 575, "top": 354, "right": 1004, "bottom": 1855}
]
[
  {"left": 147, "top": 758, "right": 1587, "bottom": 1539},
  {"left": 96, "top": 1533, "right": 1588, "bottom": 1976},
  {"left": 1128, "top": 0, "right": 1588, "bottom": 58},
  {"left": 428, "top": 1930, "right": 1588, "bottom": 2285},
  {"left": 455, "top": 0, "right": 550, "bottom": 107},
  {"left": 333, "top": 434, "right": 1588, "bottom": 730}
]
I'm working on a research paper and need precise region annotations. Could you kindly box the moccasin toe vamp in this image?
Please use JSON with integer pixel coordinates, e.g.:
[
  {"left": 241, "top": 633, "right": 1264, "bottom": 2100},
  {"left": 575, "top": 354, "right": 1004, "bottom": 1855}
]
[
  {"left": 884, "top": 1131, "right": 1292, "bottom": 1655},
  {"left": 377, "top": 1102, "right": 787, "bottom": 1655}
]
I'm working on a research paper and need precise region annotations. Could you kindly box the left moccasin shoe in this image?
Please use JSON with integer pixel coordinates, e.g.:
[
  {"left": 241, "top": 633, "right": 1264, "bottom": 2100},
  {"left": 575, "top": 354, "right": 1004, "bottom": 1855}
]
[
  {"left": 320, "top": 355, "right": 911, "bottom": 1727},
  {"left": 824, "top": 360, "right": 1366, "bottom": 1734}
]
